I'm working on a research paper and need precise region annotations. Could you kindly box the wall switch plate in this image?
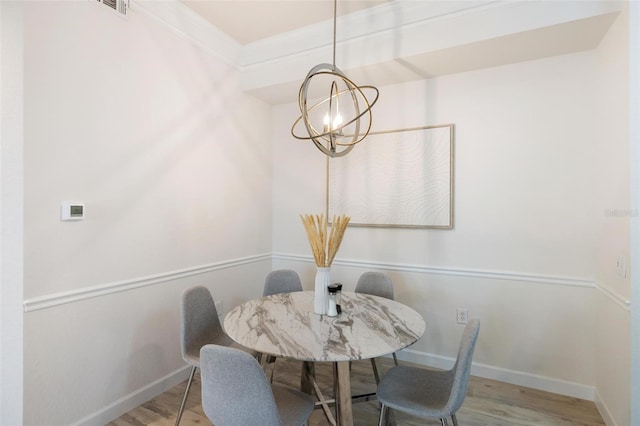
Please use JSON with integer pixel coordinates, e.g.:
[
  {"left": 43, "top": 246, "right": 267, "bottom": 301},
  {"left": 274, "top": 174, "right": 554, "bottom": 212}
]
[{"left": 616, "top": 256, "right": 627, "bottom": 278}]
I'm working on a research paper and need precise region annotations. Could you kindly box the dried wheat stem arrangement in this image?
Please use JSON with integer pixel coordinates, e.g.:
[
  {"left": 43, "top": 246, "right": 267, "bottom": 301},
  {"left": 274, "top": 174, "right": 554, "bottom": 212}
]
[{"left": 301, "top": 213, "right": 350, "bottom": 267}]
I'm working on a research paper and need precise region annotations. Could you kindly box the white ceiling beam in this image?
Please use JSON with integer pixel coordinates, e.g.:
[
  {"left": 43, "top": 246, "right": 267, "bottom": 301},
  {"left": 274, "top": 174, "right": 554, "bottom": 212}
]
[{"left": 240, "top": 0, "right": 624, "bottom": 103}]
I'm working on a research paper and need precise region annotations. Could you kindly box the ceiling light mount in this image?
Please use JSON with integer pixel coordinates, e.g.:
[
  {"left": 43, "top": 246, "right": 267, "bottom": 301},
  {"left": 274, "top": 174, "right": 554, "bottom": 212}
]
[{"left": 291, "top": 0, "right": 379, "bottom": 158}]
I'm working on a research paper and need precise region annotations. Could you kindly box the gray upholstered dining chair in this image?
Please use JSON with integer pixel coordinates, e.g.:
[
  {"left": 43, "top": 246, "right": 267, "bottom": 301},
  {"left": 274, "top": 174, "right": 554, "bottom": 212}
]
[
  {"left": 200, "top": 344, "right": 314, "bottom": 426},
  {"left": 176, "top": 286, "right": 255, "bottom": 426},
  {"left": 376, "top": 319, "right": 481, "bottom": 426},
  {"left": 263, "top": 269, "right": 304, "bottom": 296},
  {"left": 355, "top": 271, "right": 398, "bottom": 382},
  {"left": 262, "top": 270, "right": 304, "bottom": 379}
]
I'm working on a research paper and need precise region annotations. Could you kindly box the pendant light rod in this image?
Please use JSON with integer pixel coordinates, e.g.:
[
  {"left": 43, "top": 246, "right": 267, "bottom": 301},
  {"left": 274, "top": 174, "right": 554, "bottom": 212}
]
[{"left": 332, "top": 0, "right": 337, "bottom": 67}]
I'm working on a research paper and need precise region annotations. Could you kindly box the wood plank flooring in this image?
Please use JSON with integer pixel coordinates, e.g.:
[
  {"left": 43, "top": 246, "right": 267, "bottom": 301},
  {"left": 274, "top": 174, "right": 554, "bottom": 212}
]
[{"left": 107, "top": 357, "right": 604, "bottom": 426}]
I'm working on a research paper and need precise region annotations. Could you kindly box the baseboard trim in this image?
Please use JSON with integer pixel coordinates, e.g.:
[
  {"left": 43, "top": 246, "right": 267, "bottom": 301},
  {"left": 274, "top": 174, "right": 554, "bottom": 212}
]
[
  {"left": 23, "top": 253, "right": 271, "bottom": 312},
  {"left": 273, "top": 253, "right": 595, "bottom": 288},
  {"left": 396, "top": 348, "right": 596, "bottom": 401},
  {"left": 72, "top": 365, "right": 191, "bottom": 426},
  {"left": 594, "top": 390, "right": 618, "bottom": 426},
  {"left": 74, "top": 349, "right": 599, "bottom": 426}
]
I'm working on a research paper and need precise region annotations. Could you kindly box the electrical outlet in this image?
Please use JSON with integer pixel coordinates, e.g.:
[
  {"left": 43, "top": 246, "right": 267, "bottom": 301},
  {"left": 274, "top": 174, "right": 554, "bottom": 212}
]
[{"left": 457, "top": 308, "right": 468, "bottom": 324}]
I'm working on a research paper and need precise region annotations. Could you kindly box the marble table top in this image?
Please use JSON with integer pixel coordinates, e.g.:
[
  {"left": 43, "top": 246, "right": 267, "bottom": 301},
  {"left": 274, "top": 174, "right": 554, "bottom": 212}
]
[{"left": 224, "top": 291, "right": 425, "bottom": 362}]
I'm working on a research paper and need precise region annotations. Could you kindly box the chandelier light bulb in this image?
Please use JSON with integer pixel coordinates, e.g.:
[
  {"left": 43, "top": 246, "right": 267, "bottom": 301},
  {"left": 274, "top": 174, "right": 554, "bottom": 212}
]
[{"left": 332, "top": 113, "right": 343, "bottom": 130}]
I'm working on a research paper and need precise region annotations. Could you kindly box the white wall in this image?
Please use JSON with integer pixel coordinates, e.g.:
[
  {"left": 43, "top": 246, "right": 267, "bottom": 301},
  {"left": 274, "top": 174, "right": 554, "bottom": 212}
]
[
  {"left": 0, "top": 2, "right": 24, "bottom": 425},
  {"left": 630, "top": 1, "right": 640, "bottom": 423},
  {"left": 593, "top": 5, "right": 632, "bottom": 426},
  {"left": 16, "top": 1, "right": 634, "bottom": 424},
  {"left": 274, "top": 47, "right": 607, "bottom": 399},
  {"left": 22, "top": 2, "right": 272, "bottom": 424}
]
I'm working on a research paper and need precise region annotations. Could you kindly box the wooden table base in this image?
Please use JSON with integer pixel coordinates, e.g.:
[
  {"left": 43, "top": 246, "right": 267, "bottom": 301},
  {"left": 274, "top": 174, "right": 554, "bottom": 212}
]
[
  {"left": 335, "top": 361, "right": 353, "bottom": 426},
  {"left": 301, "top": 361, "right": 354, "bottom": 426}
]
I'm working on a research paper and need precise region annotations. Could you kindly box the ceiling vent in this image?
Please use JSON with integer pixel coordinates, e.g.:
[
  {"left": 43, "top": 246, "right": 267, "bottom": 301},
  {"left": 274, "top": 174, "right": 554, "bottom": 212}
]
[{"left": 94, "top": 0, "right": 129, "bottom": 17}]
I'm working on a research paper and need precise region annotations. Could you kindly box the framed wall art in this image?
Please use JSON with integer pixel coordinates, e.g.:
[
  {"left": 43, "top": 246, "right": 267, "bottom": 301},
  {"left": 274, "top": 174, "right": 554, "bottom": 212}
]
[{"left": 328, "top": 124, "right": 454, "bottom": 229}]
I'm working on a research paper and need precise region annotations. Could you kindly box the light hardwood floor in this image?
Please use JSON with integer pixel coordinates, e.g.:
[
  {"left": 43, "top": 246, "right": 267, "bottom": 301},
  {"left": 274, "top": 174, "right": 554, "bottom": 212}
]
[{"left": 108, "top": 357, "right": 604, "bottom": 426}]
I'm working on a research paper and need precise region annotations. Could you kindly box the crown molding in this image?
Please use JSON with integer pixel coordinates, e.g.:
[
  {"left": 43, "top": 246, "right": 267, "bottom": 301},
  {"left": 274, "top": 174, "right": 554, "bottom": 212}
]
[
  {"left": 132, "top": 0, "right": 242, "bottom": 67},
  {"left": 241, "top": 0, "right": 623, "bottom": 67},
  {"left": 240, "top": 0, "right": 623, "bottom": 103},
  {"left": 131, "top": 0, "right": 624, "bottom": 104},
  {"left": 239, "top": 0, "right": 503, "bottom": 67}
]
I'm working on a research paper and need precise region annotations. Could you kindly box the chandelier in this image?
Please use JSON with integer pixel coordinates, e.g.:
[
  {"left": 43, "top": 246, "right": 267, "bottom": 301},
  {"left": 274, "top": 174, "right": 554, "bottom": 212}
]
[{"left": 291, "top": 0, "right": 379, "bottom": 158}]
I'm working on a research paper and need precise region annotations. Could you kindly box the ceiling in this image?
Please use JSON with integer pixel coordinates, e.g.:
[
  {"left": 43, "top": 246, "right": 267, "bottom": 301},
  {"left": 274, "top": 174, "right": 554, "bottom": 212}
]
[
  {"left": 181, "top": 0, "right": 389, "bottom": 45},
  {"left": 164, "top": 0, "right": 623, "bottom": 104}
]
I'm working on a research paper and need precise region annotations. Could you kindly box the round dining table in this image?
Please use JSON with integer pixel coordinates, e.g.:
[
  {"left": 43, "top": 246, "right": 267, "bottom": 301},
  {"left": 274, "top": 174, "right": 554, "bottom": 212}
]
[{"left": 224, "top": 291, "right": 425, "bottom": 426}]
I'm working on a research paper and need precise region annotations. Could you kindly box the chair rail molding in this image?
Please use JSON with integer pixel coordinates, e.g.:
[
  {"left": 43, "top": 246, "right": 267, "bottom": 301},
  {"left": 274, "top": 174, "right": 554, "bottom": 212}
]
[
  {"left": 23, "top": 253, "right": 271, "bottom": 312},
  {"left": 273, "top": 253, "right": 596, "bottom": 289},
  {"left": 25, "top": 252, "right": 602, "bottom": 313},
  {"left": 594, "top": 281, "right": 631, "bottom": 312}
]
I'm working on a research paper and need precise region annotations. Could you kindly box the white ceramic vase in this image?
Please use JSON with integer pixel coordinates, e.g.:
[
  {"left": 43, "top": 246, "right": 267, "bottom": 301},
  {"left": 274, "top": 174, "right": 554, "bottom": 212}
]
[{"left": 314, "top": 267, "right": 331, "bottom": 315}]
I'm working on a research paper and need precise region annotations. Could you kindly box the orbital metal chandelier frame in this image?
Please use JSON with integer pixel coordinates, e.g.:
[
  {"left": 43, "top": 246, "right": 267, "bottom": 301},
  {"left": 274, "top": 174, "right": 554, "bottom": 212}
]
[{"left": 291, "top": 0, "right": 379, "bottom": 158}]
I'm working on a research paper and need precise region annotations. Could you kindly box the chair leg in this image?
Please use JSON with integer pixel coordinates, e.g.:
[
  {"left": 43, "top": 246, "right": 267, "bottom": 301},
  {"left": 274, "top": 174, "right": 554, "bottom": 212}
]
[
  {"left": 370, "top": 358, "right": 381, "bottom": 384},
  {"left": 440, "top": 418, "right": 449, "bottom": 426},
  {"left": 269, "top": 357, "right": 277, "bottom": 383},
  {"left": 260, "top": 354, "right": 277, "bottom": 382},
  {"left": 451, "top": 413, "right": 459, "bottom": 426},
  {"left": 175, "top": 366, "right": 197, "bottom": 426},
  {"left": 378, "top": 404, "right": 388, "bottom": 426},
  {"left": 392, "top": 352, "right": 399, "bottom": 366}
]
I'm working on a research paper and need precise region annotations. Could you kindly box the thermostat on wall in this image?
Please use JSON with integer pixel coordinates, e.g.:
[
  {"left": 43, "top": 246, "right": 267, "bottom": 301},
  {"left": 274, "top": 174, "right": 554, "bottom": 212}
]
[{"left": 61, "top": 202, "right": 84, "bottom": 221}]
